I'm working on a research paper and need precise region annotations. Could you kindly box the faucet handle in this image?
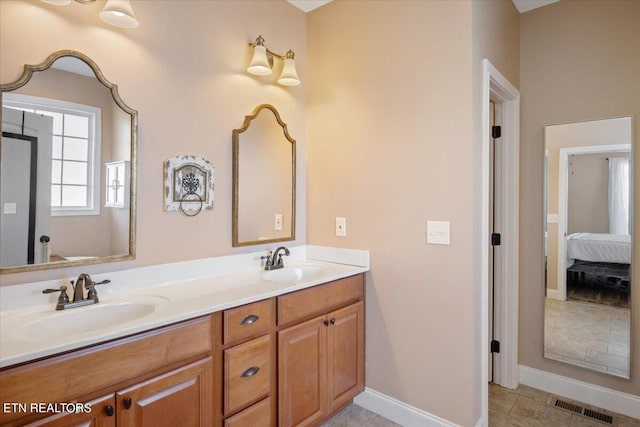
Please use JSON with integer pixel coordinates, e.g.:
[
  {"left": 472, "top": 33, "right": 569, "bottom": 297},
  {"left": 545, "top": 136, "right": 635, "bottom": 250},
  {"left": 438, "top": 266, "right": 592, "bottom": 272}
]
[
  {"left": 260, "top": 251, "right": 273, "bottom": 263},
  {"left": 86, "top": 279, "right": 110, "bottom": 301},
  {"left": 43, "top": 286, "right": 70, "bottom": 306},
  {"left": 85, "top": 279, "right": 111, "bottom": 289}
]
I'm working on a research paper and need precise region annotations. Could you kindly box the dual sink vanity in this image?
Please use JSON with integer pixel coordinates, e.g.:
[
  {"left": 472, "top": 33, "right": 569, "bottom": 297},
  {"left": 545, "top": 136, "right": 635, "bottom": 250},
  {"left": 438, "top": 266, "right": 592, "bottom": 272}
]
[
  {"left": 0, "top": 247, "right": 369, "bottom": 426},
  {"left": 0, "top": 51, "right": 367, "bottom": 426}
]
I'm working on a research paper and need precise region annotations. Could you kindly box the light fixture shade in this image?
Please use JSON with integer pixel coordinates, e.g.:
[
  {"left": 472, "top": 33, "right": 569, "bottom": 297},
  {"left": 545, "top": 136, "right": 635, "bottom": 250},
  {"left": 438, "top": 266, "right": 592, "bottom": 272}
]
[
  {"left": 247, "top": 45, "right": 272, "bottom": 76},
  {"left": 277, "top": 57, "right": 300, "bottom": 86},
  {"left": 41, "top": 0, "right": 72, "bottom": 5},
  {"left": 99, "top": 0, "right": 139, "bottom": 29}
]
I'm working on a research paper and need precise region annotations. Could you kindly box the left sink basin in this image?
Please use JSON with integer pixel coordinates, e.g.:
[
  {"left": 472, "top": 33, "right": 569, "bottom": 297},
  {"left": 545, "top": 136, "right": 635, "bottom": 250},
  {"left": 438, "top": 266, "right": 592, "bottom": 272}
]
[{"left": 8, "top": 298, "right": 167, "bottom": 340}]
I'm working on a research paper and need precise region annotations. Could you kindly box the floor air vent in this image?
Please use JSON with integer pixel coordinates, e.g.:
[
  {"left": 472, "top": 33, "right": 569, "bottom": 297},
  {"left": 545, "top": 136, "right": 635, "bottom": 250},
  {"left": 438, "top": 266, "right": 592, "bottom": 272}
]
[
  {"left": 583, "top": 409, "right": 613, "bottom": 424},
  {"left": 554, "top": 399, "right": 583, "bottom": 414}
]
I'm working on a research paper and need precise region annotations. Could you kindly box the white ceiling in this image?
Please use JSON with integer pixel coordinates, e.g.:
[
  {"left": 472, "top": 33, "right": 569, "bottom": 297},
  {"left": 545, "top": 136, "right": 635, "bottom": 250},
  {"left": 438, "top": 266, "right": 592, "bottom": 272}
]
[
  {"left": 288, "top": 0, "right": 560, "bottom": 14},
  {"left": 511, "top": 0, "right": 559, "bottom": 13},
  {"left": 287, "top": 0, "right": 332, "bottom": 13}
]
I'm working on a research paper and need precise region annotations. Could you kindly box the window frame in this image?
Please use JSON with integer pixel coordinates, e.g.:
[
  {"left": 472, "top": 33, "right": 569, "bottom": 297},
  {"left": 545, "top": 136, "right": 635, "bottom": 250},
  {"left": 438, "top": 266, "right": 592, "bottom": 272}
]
[{"left": 3, "top": 92, "right": 102, "bottom": 216}]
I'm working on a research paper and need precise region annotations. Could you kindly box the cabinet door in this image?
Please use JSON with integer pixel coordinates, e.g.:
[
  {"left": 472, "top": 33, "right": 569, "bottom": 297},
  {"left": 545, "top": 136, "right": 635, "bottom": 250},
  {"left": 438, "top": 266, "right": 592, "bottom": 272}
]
[
  {"left": 24, "top": 394, "right": 116, "bottom": 427},
  {"left": 327, "top": 302, "right": 365, "bottom": 411},
  {"left": 278, "top": 315, "right": 327, "bottom": 427},
  {"left": 117, "top": 357, "right": 212, "bottom": 427}
]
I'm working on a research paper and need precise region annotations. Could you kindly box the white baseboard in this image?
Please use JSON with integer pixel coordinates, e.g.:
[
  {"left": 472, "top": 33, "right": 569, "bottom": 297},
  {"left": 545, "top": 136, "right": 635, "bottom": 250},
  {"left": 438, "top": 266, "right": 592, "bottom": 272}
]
[
  {"left": 519, "top": 365, "right": 640, "bottom": 419},
  {"left": 353, "top": 387, "right": 459, "bottom": 426},
  {"left": 545, "top": 289, "right": 563, "bottom": 300}
]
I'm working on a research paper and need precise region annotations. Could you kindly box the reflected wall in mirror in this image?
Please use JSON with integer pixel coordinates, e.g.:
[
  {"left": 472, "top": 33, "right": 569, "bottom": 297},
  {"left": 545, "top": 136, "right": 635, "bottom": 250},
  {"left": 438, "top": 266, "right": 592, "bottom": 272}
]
[
  {"left": 0, "top": 50, "right": 137, "bottom": 273},
  {"left": 544, "top": 116, "right": 633, "bottom": 378},
  {"left": 232, "top": 104, "right": 295, "bottom": 247}
]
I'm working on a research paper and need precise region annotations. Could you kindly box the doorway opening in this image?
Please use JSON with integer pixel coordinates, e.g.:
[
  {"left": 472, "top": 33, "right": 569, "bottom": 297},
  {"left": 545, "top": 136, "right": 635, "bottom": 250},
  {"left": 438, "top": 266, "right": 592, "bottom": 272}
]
[{"left": 481, "top": 59, "right": 520, "bottom": 426}]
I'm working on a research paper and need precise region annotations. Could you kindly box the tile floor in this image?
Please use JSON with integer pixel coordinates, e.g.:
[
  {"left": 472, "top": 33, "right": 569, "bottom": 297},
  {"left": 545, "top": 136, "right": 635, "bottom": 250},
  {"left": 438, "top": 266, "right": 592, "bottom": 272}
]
[
  {"left": 489, "top": 383, "right": 640, "bottom": 427},
  {"left": 321, "top": 404, "right": 399, "bottom": 427},
  {"left": 545, "top": 298, "right": 630, "bottom": 378},
  {"left": 321, "top": 384, "right": 640, "bottom": 426}
]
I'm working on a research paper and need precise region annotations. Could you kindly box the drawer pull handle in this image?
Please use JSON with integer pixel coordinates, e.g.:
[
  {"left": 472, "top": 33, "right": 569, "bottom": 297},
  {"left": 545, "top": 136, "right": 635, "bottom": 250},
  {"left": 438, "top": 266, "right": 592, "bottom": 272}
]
[
  {"left": 240, "top": 314, "right": 259, "bottom": 325},
  {"left": 241, "top": 366, "right": 260, "bottom": 378},
  {"left": 104, "top": 405, "right": 115, "bottom": 417},
  {"left": 123, "top": 397, "right": 132, "bottom": 409}
]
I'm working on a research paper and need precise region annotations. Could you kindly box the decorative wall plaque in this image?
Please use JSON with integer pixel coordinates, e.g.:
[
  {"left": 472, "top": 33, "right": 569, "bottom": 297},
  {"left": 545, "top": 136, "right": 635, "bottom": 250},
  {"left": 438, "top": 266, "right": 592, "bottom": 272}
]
[{"left": 163, "top": 155, "right": 214, "bottom": 216}]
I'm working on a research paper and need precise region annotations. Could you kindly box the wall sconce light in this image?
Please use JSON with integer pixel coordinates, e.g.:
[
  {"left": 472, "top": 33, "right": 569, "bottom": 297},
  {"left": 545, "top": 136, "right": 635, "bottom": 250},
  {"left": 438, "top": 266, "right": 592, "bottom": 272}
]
[
  {"left": 247, "top": 35, "right": 300, "bottom": 87},
  {"left": 41, "top": 0, "right": 139, "bottom": 29}
]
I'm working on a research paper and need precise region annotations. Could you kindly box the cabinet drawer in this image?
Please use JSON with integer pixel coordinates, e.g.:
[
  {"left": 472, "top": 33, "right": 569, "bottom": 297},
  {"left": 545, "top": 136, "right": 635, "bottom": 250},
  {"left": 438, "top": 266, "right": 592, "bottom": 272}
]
[
  {"left": 224, "top": 335, "right": 272, "bottom": 415},
  {"left": 224, "top": 397, "right": 271, "bottom": 427},
  {"left": 277, "top": 274, "right": 364, "bottom": 325},
  {"left": 224, "top": 299, "right": 274, "bottom": 345}
]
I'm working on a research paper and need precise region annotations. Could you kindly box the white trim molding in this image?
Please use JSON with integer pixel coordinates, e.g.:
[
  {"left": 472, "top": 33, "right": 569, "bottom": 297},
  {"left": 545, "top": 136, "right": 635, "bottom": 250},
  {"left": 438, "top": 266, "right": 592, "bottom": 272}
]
[
  {"left": 354, "top": 388, "right": 459, "bottom": 427},
  {"left": 480, "top": 58, "right": 520, "bottom": 426},
  {"left": 520, "top": 365, "right": 640, "bottom": 419}
]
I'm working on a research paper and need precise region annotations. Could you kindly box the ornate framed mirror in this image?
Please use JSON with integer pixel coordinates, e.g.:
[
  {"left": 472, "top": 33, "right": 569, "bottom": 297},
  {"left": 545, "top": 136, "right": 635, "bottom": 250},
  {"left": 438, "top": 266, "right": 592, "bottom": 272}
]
[
  {"left": 232, "top": 104, "right": 295, "bottom": 247},
  {"left": 1, "top": 50, "right": 137, "bottom": 273}
]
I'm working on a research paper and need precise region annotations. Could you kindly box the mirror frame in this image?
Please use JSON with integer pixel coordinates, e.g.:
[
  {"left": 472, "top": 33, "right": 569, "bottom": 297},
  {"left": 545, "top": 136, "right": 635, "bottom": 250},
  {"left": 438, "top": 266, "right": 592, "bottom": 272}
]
[
  {"left": 232, "top": 104, "right": 296, "bottom": 247},
  {"left": 0, "top": 50, "right": 137, "bottom": 274}
]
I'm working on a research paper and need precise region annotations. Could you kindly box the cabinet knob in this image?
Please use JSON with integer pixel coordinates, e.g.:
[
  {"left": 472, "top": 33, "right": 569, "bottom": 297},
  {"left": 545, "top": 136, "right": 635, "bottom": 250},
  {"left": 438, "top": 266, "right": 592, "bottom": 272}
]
[
  {"left": 240, "top": 314, "right": 259, "bottom": 325},
  {"left": 323, "top": 319, "right": 329, "bottom": 326},
  {"left": 123, "top": 397, "right": 132, "bottom": 409},
  {"left": 241, "top": 366, "right": 260, "bottom": 377},
  {"left": 104, "top": 405, "right": 115, "bottom": 417},
  {"left": 330, "top": 318, "right": 336, "bottom": 325}
]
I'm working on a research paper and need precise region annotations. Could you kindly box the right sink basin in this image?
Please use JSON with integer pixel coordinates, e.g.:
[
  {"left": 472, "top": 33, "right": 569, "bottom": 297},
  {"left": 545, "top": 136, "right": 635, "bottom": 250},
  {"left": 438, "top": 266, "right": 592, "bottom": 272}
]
[{"left": 262, "top": 265, "right": 324, "bottom": 282}]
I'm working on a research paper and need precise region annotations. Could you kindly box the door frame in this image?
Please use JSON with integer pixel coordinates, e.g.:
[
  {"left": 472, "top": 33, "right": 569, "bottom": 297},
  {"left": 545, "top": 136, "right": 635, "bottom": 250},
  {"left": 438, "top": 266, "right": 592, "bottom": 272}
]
[
  {"left": 553, "top": 143, "right": 632, "bottom": 301},
  {"left": 480, "top": 59, "right": 520, "bottom": 425},
  {"left": 1, "top": 131, "right": 38, "bottom": 264}
]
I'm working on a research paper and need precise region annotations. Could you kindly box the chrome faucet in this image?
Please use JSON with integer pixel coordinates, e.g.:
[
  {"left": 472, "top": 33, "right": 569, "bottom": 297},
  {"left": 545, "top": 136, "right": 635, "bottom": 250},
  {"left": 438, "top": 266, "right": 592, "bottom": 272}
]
[
  {"left": 43, "top": 273, "right": 110, "bottom": 310},
  {"left": 261, "top": 246, "right": 291, "bottom": 271}
]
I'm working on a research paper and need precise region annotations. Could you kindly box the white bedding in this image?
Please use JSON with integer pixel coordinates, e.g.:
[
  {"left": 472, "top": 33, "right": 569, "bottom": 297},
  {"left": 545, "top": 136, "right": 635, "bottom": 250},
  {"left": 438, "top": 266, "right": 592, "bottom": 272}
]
[{"left": 566, "top": 233, "right": 631, "bottom": 265}]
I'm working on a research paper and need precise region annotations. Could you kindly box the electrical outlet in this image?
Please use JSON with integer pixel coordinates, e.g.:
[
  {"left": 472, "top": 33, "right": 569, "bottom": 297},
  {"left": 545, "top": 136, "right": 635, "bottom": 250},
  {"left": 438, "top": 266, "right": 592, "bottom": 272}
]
[
  {"left": 336, "top": 217, "right": 347, "bottom": 237},
  {"left": 275, "top": 214, "right": 283, "bottom": 231}
]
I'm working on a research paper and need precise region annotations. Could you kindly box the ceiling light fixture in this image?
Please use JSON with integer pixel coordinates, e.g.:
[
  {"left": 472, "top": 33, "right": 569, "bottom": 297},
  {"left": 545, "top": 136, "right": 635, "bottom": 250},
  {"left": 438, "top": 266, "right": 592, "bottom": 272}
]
[
  {"left": 247, "top": 35, "right": 300, "bottom": 87},
  {"left": 41, "top": 0, "right": 139, "bottom": 29}
]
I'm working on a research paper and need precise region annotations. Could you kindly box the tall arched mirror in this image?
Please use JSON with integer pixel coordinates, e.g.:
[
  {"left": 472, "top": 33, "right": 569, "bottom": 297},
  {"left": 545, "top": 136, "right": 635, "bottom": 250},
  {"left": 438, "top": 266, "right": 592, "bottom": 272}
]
[
  {"left": 232, "top": 104, "right": 295, "bottom": 247},
  {"left": 544, "top": 116, "right": 633, "bottom": 378},
  {"left": 1, "top": 50, "right": 137, "bottom": 273}
]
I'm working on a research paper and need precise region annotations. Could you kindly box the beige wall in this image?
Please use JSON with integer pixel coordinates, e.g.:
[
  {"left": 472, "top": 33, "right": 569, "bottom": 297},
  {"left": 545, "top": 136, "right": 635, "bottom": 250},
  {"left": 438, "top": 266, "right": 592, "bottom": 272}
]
[
  {"left": 520, "top": 0, "right": 640, "bottom": 394},
  {"left": 307, "top": 1, "right": 518, "bottom": 424},
  {"left": 0, "top": 0, "right": 307, "bottom": 285}
]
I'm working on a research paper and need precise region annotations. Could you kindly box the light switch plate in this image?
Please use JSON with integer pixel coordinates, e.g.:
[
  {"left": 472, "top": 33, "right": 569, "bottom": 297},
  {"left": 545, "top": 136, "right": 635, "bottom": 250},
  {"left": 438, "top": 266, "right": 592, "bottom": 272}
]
[
  {"left": 3, "top": 203, "right": 17, "bottom": 215},
  {"left": 336, "top": 217, "right": 347, "bottom": 237},
  {"left": 275, "top": 214, "right": 283, "bottom": 231},
  {"left": 427, "top": 221, "right": 450, "bottom": 245}
]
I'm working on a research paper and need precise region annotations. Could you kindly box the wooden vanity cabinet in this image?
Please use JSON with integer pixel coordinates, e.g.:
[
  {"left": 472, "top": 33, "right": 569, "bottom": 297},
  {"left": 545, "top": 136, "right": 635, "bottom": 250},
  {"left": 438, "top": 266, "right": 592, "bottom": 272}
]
[
  {"left": 2, "top": 273, "right": 365, "bottom": 427},
  {"left": 22, "top": 394, "right": 116, "bottom": 427},
  {"left": 277, "top": 275, "right": 365, "bottom": 427},
  {"left": 0, "top": 316, "right": 214, "bottom": 427}
]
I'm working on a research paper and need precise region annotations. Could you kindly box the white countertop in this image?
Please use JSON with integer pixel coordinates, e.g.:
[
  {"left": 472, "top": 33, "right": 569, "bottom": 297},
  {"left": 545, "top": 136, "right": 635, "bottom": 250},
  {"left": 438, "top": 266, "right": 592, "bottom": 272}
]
[{"left": 0, "top": 245, "right": 369, "bottom": 368}]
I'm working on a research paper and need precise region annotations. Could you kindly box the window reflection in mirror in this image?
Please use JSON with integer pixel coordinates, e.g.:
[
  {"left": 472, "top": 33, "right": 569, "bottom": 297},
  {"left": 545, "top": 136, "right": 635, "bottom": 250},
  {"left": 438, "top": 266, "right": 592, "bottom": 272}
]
[
  {"left": 0, "top": 51, "right": 136, "bottom": 273},
  {"left": 544, "top": 116, "right": 632, "bottom": 378}
]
